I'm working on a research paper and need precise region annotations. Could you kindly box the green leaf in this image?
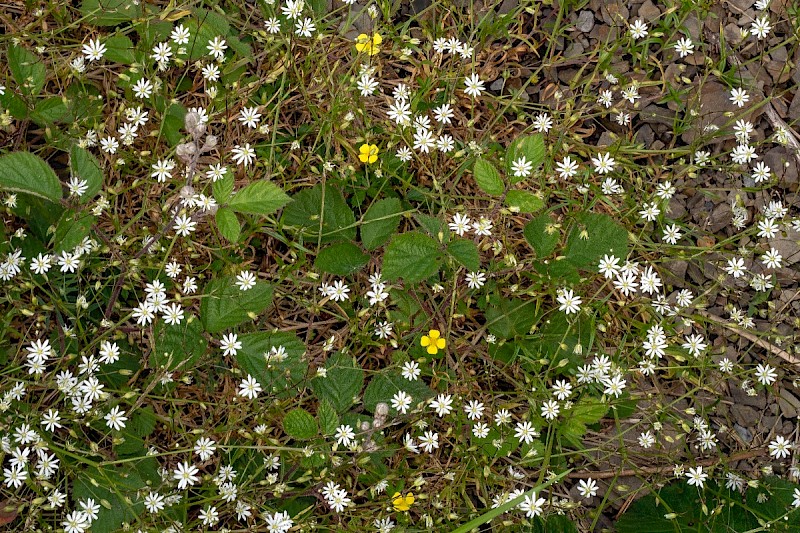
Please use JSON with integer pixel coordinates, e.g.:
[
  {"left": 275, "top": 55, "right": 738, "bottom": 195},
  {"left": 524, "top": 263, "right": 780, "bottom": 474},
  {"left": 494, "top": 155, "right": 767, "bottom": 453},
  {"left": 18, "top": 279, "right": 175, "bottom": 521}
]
[
  {"left": 523, "top": 213, "right": 559, "bottom": 257},
  {"left": 415, "top": 213, "right": 447, "bottom": 242},
  {"left": 318, "top": 400, "right": 340, "bottom": 436},
  {"left": 212, "top": 171, "right": 234, "bottom": 203},
  {"left": 104, "top": 34, "right": 136, "bottom": 64},
  {"left": 506, "top": 134, "right": 546, "bottom": 181},
  {"left": 315, "top": 242, "right": 370, "bottom": 276},
  {"left": 282, "top": 184, "right": 357, "bottom": 243},
  {"left": 360, "top": 198, "right": 403, "bottom": 250},
  {"left": 506, "top": 190, "right": 544, "bottom": 213},
  {"left": 0, "top": 152, "right": 62, "bottom": 203},
  {"left": 200, "top": 276, "right": 274, "bottom": 333},
  {"left": 151, "top": 314, "right": 208, "bottom": 371},
  {"left": 31, "top": 97, "right": 70, "bottom": 125},
  {"left": 235, "top": 332, "right": 307, "bottom": 398},
  {"left": 485, "top": 297, "right": 539, "bottom": 339},
  {"left": 228, "top": 181, "right": 291, "bottom": 215},
  {"left": 283, "top": 408, "right": 318, "bottom": 440},
  {"left": 0, "top": 91, "right": 29, "bottom": 120},
  {"left": 564, "top": 213, "right": 628, "bottom": 270},
  {"left": 447, "top": 239, "right": 481, "bottom": 272},
  {"left": 215, "top": 207, "right": 241, "bottom": 242},
  {"left": 53, "top": 212, "right": 95, "bottom": 253},
  {"left": 80, "top": 0, "right": 142, "bottom": 26},
  {"left": 363, "top": 371, "right": 435, "bottom": 415},
  {"left": 8, "top": 46, "right": 46, "bottom": 96},
  {"left": 73, "top": 465, "right": 149, "bottom": 533},
  {"left": 473, "top": 158, "right": 505, "bottom": 195},
  {"left": 70, "top": 145, "right": 103, "bottom": 201},
  {"left": 382, "top": 231, "right": 442, "bottom": 283},
  {"left": 561, "top": 397, "right": 607, "bottom": 444},
  {"left": 310, "top": 352, "right": 364, "bottom": 413},
  {"left": 161, "top": 103, "right": 186, "bottom": 146}
]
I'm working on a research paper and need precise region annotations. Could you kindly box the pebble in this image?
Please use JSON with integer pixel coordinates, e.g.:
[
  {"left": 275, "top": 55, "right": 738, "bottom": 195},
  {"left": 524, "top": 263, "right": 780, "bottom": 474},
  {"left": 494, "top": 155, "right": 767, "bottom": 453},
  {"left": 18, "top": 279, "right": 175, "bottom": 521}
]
[
  {"left": 637, "top": 0, "right": 661, "bottom": 22},
  {"left": 576, "top": 10, "right": 595, "bottom": 33}
]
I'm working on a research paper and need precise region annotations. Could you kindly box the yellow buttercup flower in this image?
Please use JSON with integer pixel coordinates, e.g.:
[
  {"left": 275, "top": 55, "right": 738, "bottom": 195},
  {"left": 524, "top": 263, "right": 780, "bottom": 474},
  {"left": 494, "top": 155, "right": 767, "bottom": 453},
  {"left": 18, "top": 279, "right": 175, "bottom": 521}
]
[
  {"left": 359, "top": 143, "right": 379, "bottom": 164},
  {"left": 355, "top": 33, "right": 382, "bottom": 56},
  {"left": 420, "top": 329, "right": 446, "bottom": 355},
  {"left": 392, "top": 492, "right": 415, "bottom": 512}
]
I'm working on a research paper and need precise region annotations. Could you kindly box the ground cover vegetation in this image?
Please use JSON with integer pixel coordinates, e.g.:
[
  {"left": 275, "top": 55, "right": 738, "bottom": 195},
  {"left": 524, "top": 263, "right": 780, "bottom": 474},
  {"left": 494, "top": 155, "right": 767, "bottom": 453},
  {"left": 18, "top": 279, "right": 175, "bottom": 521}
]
[{"left": 1, "top": 0, "right": 800, "bottom": 530}]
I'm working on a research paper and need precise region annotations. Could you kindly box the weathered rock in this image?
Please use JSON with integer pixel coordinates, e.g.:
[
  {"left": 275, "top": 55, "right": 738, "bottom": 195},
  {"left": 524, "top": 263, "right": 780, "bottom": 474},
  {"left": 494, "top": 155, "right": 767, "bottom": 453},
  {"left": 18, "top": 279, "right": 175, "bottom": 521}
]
[
  {"left": 779, "top": 389, "right": 800, "bottom": 418},
  {"left": 638, "top": 0, "right": 661, "bottom": 21},
  {"left": 731, "top": 404, "right": 759, "bottom": 428},
  {"left": 576, "top": 10, "right": 595, "bottom": 33}
]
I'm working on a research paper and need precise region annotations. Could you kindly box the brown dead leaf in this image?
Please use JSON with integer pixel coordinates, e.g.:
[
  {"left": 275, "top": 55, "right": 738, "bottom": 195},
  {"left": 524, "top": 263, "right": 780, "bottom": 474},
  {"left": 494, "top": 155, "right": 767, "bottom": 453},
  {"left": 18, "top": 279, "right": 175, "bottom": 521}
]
[{"left": 0, "top": 499, "right": 18, "bottom": 526}]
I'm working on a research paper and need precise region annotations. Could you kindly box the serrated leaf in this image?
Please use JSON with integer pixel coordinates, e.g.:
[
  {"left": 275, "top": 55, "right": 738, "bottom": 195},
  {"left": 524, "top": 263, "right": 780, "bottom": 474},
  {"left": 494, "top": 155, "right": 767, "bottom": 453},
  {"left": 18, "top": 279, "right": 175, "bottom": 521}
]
[
  {"left": 235, "top": 332, "right": 307, "bottom": 398},
  {"left": 283, "top": 408, "right": 318, "bottom": 440},
  {"left": 564, "top": 213, "right": 628, "bottom": 270},
  {"left": 360, "top": 198, "right": 403, "bottom": 250},
  {"left": 215, "top": 207, "right": 241, "bottom": 242},
  {"left": 80, "top": 0, "right": 142, "bottom": 26},
  {"left": 282, "top": 184, "right": 357, "bottom": 243},
  {"left": 314, "top": 242, "right": 370, "bottom": 276},
  {"left": 31, "top": 97, "right": 70, "bottom": 125},
  {"left": 200, "top": 276, "right": 273, "bottom": 333},
  {"left": 212, "top": 171, "right": 234, "bottom": 203},
  {"left": 506, "top": 190, "right": 544, "bottom": 213},
  {"left": 151, "top": 314, "right": 208, "bottom": 371},
  {"left": 318, "top": 400, "right": 340, "bottom": 436},
  {"left": 473, "top": 158, "right": 505, "bottom": 195},
  {"left": 363, "top": 371, "right": 435, "bottom": 415},
  {"left": 485, "top": 298, "right": 539, "bottom": 339},
  {"left": 8, "top": 46, "right": 46, "bottom": 96},
  {"left": 228, "top": 181, "right": 290, "bottom": 215},
  {"left": 506, "top": 134, "right": 545, "bottom": 182},
  {"left": 0, "top": 152, "right": 62, "bottom": 203},
  {"left": 310, "top": 353, "right": 363, "bottom": 413},
  {"left": 447, "top": 239, "right": 481, "bottom": 272},
  {"left": 523, "top": 213, "right": 559, "bottom": 257},
  {"left": 382, "top": 231, "right": 442, "bottom": 283},
  {"left": 70, "top": 145, "right": 103, "bottom": 201},
  {"left": 53, "top": 212, "right": 95, "bottom": 253},
  {"left": 104, "top": 34, "right": 136, "bottom": 64}
]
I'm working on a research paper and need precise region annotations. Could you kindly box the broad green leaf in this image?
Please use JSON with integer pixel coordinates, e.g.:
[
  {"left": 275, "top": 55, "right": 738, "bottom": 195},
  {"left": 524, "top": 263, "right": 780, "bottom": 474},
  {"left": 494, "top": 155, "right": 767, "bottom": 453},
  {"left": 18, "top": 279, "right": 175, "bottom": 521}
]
[
  {"left": 561, "top": 397, "right": 607, "bottom": 444},
  {"left": 235, "top": 332, "right": 307, "bottom": 398},
  {"left": 53, "top": 212, "right": 95, "bottom": 253},
  {"left": 473, "top": 158, "right": 504, "bottom": 195},
  {"left": 70, "top": 145, "right": 103, "bottom": 201},
  {"left": 0, "top": 152, "right": 62, "bottom": 203},
  {"left": 415, "top": 213, "right": 447, "bottom": 242},
  {"left": 363, "top": 371, "right": 434, "bottom": 415},
  {"left": 161, "top": 103, "right": 186, "bottom": 146},
  {"left": 523, "top": 213, "right": 559, "bottom": 257},
  {"left": 282, "top": 184, "right": 357, "bottom": 243},
  {"left": 200, "top": 276, "right": 273, "bottom": 333},
  {"left": 527, "top": 515, "right": 580, "bottom": 533},
  {"left": 447, "top": 238, "right": 481, "bottom": 272},
  {"left": 8, "top": 46, "right": 46, "bottom": 96},
  {"left": 104, "top": 34, "right": 136, "bottom": 64},
  {"left": 0, "top": 91, "right": 29, "bottom": 120},
  {"left": 360, "top": 198, "right": 403, "bottom": 250},
  {"left": 485, "top": 297, "right": 539, "bottom": 339},
  {"left": 506, "top": 190, "right": 544, "bottom": 213},
  {"left": 151, "top": 314, "right": 208, "bottom": 371},
  {"left": 506, "top": 134, "right": 545, "bottom": 182},
  {"left": 215, "top": 207, "right": 241, "bottom": 242},
  {"left": 283, "top": 408, "right": 318, "bottom": 440},
  {"left": 310, "top": 353, "right": 364, "bottom": 413},
  {"left": 564, "top": 213, "right": 628, "bottom": 270},
  {"left": 314, "top": 242, "right": 370, "bottom": 276},
  {"left": 318, "top": 400, "right": 340, "bottom": 436},
  {"left": 80, "top": 0, "right": 142, "bottom": 26},
  {"left": 382, "top": 231, "right": 442, "bottom": 283},
  {"left": 228, "top": 181, "right": 290, "bottom": 215},
  {"left": 31, "top": 97, "right": 70, "bottom": 125},
  {"left": 212, "top": 171, "right": 234, "bottom": 203},
  {"left": 73, "top": 465, "right": 150, "bottom": 533}
]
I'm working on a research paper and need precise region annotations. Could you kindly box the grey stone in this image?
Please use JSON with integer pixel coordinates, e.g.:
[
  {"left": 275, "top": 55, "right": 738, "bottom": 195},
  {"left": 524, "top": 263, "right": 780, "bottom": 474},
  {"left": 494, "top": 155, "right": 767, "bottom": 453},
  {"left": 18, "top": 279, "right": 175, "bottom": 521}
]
[
  {"left": 730, "top": 383, "right": 768, "bottom": 409},
  {"left": 565, "top": 42, "right": 584, "bottom": 58},
  {"left": 778, "top": 389, "right": 800, "bottom": 418},
  {"left": 768, "top": 226, "right": 800, "bottom": 266},
  {"left": 576, "top": 10, "right": 595, "bottom": 33},
  {"left": 731, "top": 404, "right": 758, "bottom": 427},
  {"left": 638, "top": 0, "right": 661, "bottom": 21},
  {"left": 490, "top": 78, "right": 505, "bottom": 92},
  {"left": 734, "top": 423, "right": 753, "bottom": 443},
  {"left": 640, "top": 104, "right": 675, "bottom": 126},
  {"left": 684, "top": 14, "right": 702, "bottom": 41},
  {"left": 635, "top": 124, "right": 655, "bottom": 147}
]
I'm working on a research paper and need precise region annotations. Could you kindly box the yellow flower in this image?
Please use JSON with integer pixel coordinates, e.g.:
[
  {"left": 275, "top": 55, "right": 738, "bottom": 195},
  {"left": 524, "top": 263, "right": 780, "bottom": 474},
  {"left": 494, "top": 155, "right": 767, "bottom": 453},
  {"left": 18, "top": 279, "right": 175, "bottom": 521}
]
[
  {"left": 392, "top": 492, "right": 415, "bottom": 512},
  {"left": 355, "top": 33, "right": 382, "bottom": 56},
  {"left": 358, "top": 143, "right": 379, "bottom": 164},
  {"left": 420, "top": 329, "right": 446, "bottom": 355}
]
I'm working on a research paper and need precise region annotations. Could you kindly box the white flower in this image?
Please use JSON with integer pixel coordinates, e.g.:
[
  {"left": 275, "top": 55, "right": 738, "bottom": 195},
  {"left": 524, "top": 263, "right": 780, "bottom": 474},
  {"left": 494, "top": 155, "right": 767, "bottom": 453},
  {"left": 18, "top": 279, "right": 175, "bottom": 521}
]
[
  {"left": 685, "top": 465, "right": 708, "bottom": 488},
  {"left": 761, "top": 247, "right": 782, "bottom": 269},
  {"left": 67, "top": 176, "right": 89, "bottom": 197},
  {"left": 556, "top": 156, "right": 580, "bottom": 179},
  {"left": 238, "top": 374, "right": 262, "bottom": 399},
  {"left": 556, "top": 288, "right": 582, "bottom": 315},
  {"left": 629, "top": 19, "right": 648, "bottom": 39},
  {"left": 295, "top": 17, "right": 316, "bottom": 37},
  {"left": 750, "top": 16, "right": 771, "bottom": 40},
  {"left": 161, "top": 302, "right": 184, "bottom": 325},
  {"left": 752, "top": 161, "right": 771, "bottom": 183},
  {"left": 768, "top": 436, "right": 792, "bottom": 459},
  {"left": 231, "top": 143, "right": 256, "bottom": 167},
  {"left": 173, "top": 214, "right": 197, "bottom": 237},
  {"left": 326, "top": 280, "right": 350, "bottom": 301},
  {"left": 511, "top": 156, "right": 533, "bottom": 178},
  {"left": 133, "top": 78, "right": 154, "bottom": 99},
  {"left": 464, "top": 400, "right": 485, "bottom": 420},
  {"left": 472, "top": 217, "right": 493, "bottom": 236},
  {"left": 281, "top": 0, "right": 304, "bottom": 19},
  {"left": 334, "top": 424, "right": 356, "bottom": 447},
  {"left": 674, "top": 37, "right": 694, "bottom": 58},
  {"left": 429, "top": 394, "right": 453, "bottom": 417},
  {"left": 104, "top": 406, "right": 128, "bottom": 431},
  {"left": 82, "top": 38, "right": 106, "bottom": 61},
  {"left": 236, "top": 270, "right": 257, "bottom": 291},
  {"left": 540, "top": 399, "right": 560, "bottom": 421},
  {"left": 62, "top": 510, "right": 89, "bottom": 533},
  {"left": 171, "top": 24, "right": 190, "bottom": 45},
  {"left": 173, "top": 461, "right": 200, "bottom": 489},
  {"left": 729, "top": 88, "right": 750, "bottom": 108},
  {"left": 391, "top": 390, "right": 412, "bottom": 414},
  {"left": 518, "top": 493, "right": 546, "bottom": 518},
  {"left": 591, "top": 152, "right": 616, "bottom": 174},
  {"left": 754, "top": 363, "right": 777, "bottom": 386},
  {"left": 514, "top": 420, "right": 538, "bottom": 444},
  {"left": 220, "top": 333, "right": 242, "bottom": 356},
  {"left": 401, "top": 361, "right": 420, "bottom": 381},
  {"left": 194, "top": 437, "right": 217, "bottom": 461},
  {"left": 449, "top": 213, "right": 472, "bottom": 236},
  {"left": 207, "top": 36, "right": 227, "bottom": 60},
  {"left": 463, "top": 73, "right": 485, "bottom": 98},
  {"left": 264, "top": 17, "right": 281, "bottom": 33},
  {"left": 603, "top": 374, "right": 627, "bottom": 397},
  {"left": 418, "top": 430, "right": 439, "bottom": 453},
  {"left": 577, "top": 478, "right": 598, "bottom": 499},
  {"left": 466, "top": 271, "right": 486, "bottom": 289}
]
